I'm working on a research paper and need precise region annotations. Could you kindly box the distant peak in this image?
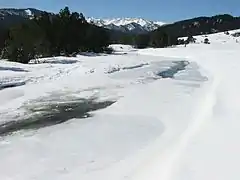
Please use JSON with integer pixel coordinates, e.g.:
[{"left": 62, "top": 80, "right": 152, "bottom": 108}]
[
  {"left": 86, "top": 17, "right": 165, "bottom": 33},
  {"left": 24, "top": 9, "right": 33, "bottom": 16}
]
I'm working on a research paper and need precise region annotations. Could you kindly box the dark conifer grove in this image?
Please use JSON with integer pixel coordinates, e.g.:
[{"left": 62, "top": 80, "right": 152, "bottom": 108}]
[{"left": 0, "top": 7, "right": 111, "bottom": 63}]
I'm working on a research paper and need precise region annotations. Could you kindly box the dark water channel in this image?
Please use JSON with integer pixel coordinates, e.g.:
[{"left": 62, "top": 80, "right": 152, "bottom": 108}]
[
  {"left": 0, "top": 99, "right": 115, "bottom": 136},
  {"left": 157, "top": 61, "right": 189, "bottom": 78}
]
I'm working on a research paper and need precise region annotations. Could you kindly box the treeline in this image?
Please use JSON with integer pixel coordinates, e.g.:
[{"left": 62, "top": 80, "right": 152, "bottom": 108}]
[
  {"left": 1, "top": 10, "right": 239, "bottom": 64},
  {"left": 113, "top": 14, "right": 240, "bottom": 48},
  {"left": 0, "top": 29, "right": 7, "bottom": 51},
  {"left": 114, "top": 29, "right": 179, "bottom": 49},
  {"left": 1, "top": 6, "right": 215, "bottom": 64},
  {"left": 149, "top": 14, "right": 240, "bottom": 38},
  {"left": 0, "top": 7, "right": 110, "bottom": 63}
]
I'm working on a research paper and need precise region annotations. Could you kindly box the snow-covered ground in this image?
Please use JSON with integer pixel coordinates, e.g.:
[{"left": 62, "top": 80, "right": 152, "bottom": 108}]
[{"left": 0, "top": 30, "right": 240, "bottom": 180}]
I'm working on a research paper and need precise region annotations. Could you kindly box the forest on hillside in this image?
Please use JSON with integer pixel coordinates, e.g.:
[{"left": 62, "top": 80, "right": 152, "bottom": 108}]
[
  {"left": 0, "top": 7, "right": 179, "bottom": 63},
  {"left": 0, "top": 7, "right": 112, "bottom": 63},
  {"left": 1, "top": 7, "right": 239, "bottom": 64}
]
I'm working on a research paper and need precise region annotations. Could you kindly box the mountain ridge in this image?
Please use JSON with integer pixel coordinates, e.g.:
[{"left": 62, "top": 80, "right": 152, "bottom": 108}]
[
  {"left": 0, "top": 8, "right": 165, "bottom": 34},
  {"left": 86, "top": 17, "right": 165, "bottom": 33},
  {"left": 0, "top": 8, "right": 240, "bottom": 37}
]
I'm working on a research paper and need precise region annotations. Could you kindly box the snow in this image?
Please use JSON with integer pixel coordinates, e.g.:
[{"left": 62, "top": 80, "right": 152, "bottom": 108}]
[
  {"left": 24, "top": 9, "right": 33, "bottom": 16},
  {"left": 1, "top": 30, "right": 240, "bottom": 180},
  {"left": 137, "top": 30, "right": 240, "bottom": 180},
  {"left": 109, "top": 44, "right": 136, "bottom": 52},
  {"left": 86, "top": 17, "right": 165, "bottom": 31}
]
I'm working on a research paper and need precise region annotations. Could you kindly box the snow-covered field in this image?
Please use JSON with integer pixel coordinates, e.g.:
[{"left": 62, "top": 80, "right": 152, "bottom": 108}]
[{"left": 0, "top": 30, "right": 240, "bottom": 180}]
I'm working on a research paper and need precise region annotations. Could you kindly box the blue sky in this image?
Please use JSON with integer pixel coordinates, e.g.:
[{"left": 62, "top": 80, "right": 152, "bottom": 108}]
[{"left": 1, "top": 0, "right": 239, "bottom": 22}]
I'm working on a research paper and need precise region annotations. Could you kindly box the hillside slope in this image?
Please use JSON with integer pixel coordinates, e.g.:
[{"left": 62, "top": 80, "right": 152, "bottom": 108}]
[{"left": 154, "top": 14, "right": 240, "bottom": 37}]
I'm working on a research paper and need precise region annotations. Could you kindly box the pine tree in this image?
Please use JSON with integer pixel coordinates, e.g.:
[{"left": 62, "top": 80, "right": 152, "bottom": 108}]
[{"left": 135, "top": 34, "right": 150, "bottom": 49}]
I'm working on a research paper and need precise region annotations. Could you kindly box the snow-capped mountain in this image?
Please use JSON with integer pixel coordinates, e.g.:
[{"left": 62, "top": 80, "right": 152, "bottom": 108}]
[
  {"left": 0, "top": 8, "right": 43, "bottom": 18},
  {"left": 87, "top": 17, "right": 165, "bottom": 33},
  {"left": 0, "top": 8, "right": 45, "bottom": 28}
]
